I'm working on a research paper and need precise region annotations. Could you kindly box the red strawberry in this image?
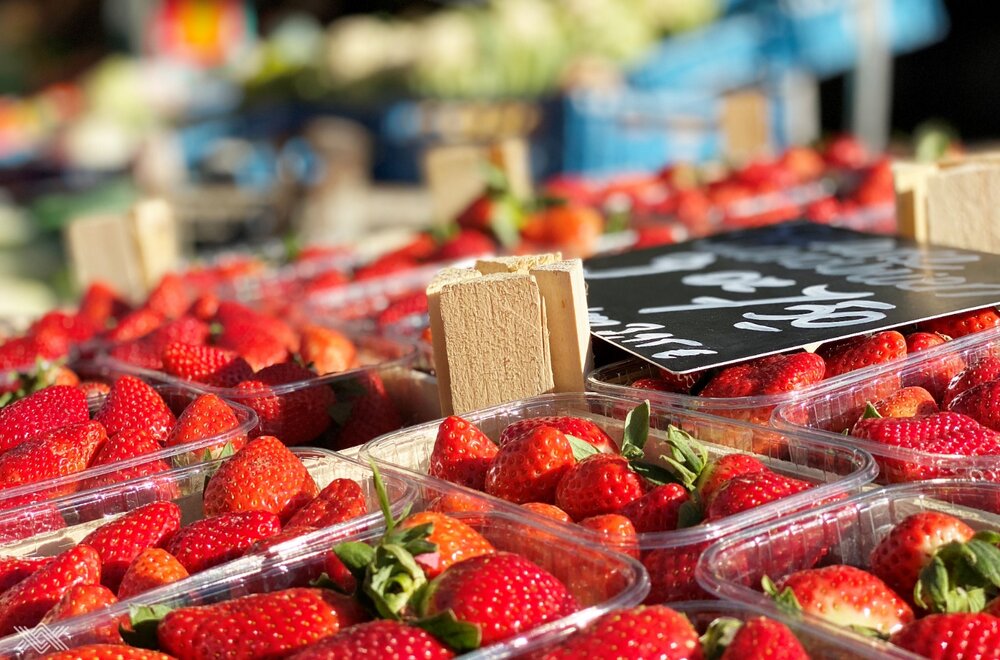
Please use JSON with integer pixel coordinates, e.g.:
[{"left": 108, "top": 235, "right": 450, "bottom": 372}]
[
  {"left": 78, "top": 281, "right": 128, "bottom": 328},
  {"left": 872, "top": 386, "right": 939, "bottom": 418},
  {"left": 700, "top": 352, "right": 825, "bottom": 398},
  {"left": 522, "top": 502, "right": 572, "bottom": 522},
  {"left": 285, "top": 478, "right": 367, "bottom": 531},
  {"left": 819, "top": 330, "right": 907, "bottom": 379},
  {"left": 215, "top": 302, "right": 298, "bottom": 353},
  {"left": 42, "top": 645, "right": 173, "bottom": 659},
  {"left": 500, "top": 416, "right": 618, "bottom": 454},
  {"left": 80, "top": 429, "right": 176, "bottom": 492},
  {"left": 39, "top": 583, "right": 117, "bottom": 622},
  {"left": 431, "top": 229, "right": 495, "bottom": 262},
  {"left": 0, "top": 420, "right": 106, "bottom": 494},
  {"left": 579, "top": 514, "right": 640, "bottom": 558},
  {"left": 375, "top": 292, "right": 429, "bottom": 328},
  {"left": 234, "top": 363, "right": 336, "bottom": 446},
  {"left": 907, "top": 330, "right": 951, "bottom": 353},
  {"left": 1, "top": 556, "right": 53, "bottom": 593},
  {"left": 428, "top": 416, "right": 498, "bottom": 490},
  {"left": 851, "top": 412, "right": 1000, "bottom": 481},
  {"left": 540, "top": 605, "right": 703, "bottom": 659},
  {"left": 354, "top": 254, "right": 418, "bottom": 281},
  {"left": 157, "top": 588, "right": 368, "bottom": 658},
  {"left": 716, "top": 616, "right": 808, "bottom": 660},
  {"left": 109, "top": 340, "right": 163, "bottom": 370},
  {"left": 485, "top": 426, "right": 576, "bottom": 505},
  {"left": 630, "top": 369, "right": 702, "bottom": 395},
  {"left": 0, "top": 544, "right": 102, "bottom": 636},
  {"left": 694, "top": 453, "right": 767, "bottom": 510},
  {"left": 399, "top": 511, "right": 495, "bottom": 579},
  {"left": 188, "top": 292, "right": 219, "bottom": 320},
  {"left": 298, "top": 325, "right": 357, "bottom": 375},
  {"left": 420, "top": 552, "right": 577, "bottom": 645},
  {"left": 217, "top": 320, "right": 288, "bottom": 371},
  {"left": 106, "top": 309, "right": 163, "bottom": 343},
  {"left": 163, "top": 392, "right": 245, "bottom": 454},
  {"left": 146, "top": 316, "right": 210, "bottom": 352},
  {"left": 620, "top": 483, "right": 691, "bottom": 533},
  {"left": 944, "top": 356, "right": 1000, "bottom": 408},
  {"left": 29, "top": 312, "right": 97, "bottom": 354},
  {"left": 80, "top": 501, "right": 182, "bottom": 592},
  {"left": 288, "top": 619, "right": 454, "bottom": 660},
  {"left": 160, "top": 342, "right": 253, "bottom": 387},
  {"left": 919, "top": 308, "right": 1000, "bottom": 339},
  {"left": 870, "top": 511, "right": 974, "bottom": 605},
  {"left": 891, "top": 613, "right": 1000, "bottom": 659},
  {"left": 202, "top": 436, "right": 318, "bottom": 521},
  {"left": 117, "top": 548, "right": 189, "bottom": 598},
  {"left": 145, "top": 273, "right": 190, "bottom": 320},
  {"left": 330, "top": 373, "right": 403, "bottom": 450},
  {"left": 554, "top": 454, "right": 647, "bottom": 521},
  {"left": 0, "top": 385, "right": 89, "bottom": 453},
  {"left": 950, "top": 379, "right": 1000, "bottom": 432},
  {"left": 164, "top": 510, "right": 282, "bottom": 574},
  {"left": 768, "top": 565, "right": 914, "bottom": 636},
  {"left": 706, "top": 471, "right": 811, "bottom": 521},
  {"left": 77, "top": 381, "right": 111, "bottom": 399},
  {"left": 642, "top": 541, "right": 715, "bottom": 604},
  {"left": 95, "top": 376, "right": 176, "bottom": 443}
]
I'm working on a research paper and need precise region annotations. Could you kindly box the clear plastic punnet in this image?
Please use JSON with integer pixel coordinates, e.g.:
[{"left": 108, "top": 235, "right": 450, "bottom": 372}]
[
  {"left": 362, "top": 392, "right": 877, "bottom": 603},
  {"left": 696, "top": 480, "right": 1000, "bottom": 659},
  {"left": 0, "top": 470, "right": 647, "bottom": 659},
  {"left": 0, "top": 384, "right": 257, "bottom": 514},
  {"left": 772, "top": 325, "right": 1000, "bottom": 484}
]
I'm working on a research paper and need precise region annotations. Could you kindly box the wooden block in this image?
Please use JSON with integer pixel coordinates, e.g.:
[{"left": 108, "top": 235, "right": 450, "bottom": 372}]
[
  {"left": 531, "top": 259, "right": 591, "bottom": 393},
  {"left": 722, "top": 90, "right": 772, "bottom": 163},
  {"left": 475, "top": 253, "right": 562, "bottom": 275},
  {"left": 892, "top": 161, "right": 938, "bottom": 242},
  {"left": 65, "top": 214, "right": 145, "bottom": 302},
  {"left": 436, "top": 273, "right": 553, "bottom": 415},
  {"left": 427, "top": 268, "right": 482, "bottom": 415},
  {"left": 129, "top": 198, "right": 180, "bottom": 289},
  {"left": 926, "top": 164, "right": 1000, "bottom": 254}
]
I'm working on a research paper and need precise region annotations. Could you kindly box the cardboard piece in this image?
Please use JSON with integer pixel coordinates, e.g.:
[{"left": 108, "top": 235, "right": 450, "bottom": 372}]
[
  {"left": 130, "top": 198, "right": 181, "bottom": 289},
  {"left": 65, "top": 214, "right": 146, "bottom": 303}
]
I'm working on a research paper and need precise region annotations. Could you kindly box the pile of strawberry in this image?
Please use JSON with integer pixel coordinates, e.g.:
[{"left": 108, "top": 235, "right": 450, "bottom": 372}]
[
  {"left": 627, "top": 308, "right": 1000, "bottom": 420},
  {"left": 423, "top": 402, "right": 819, "bottom": 602},
  {"left": 0, "top": 377, "right": 246, "bottom": 540},
  {"left": 0, "top": 436, "right": 374, "bottom": 641},
  {"left": 754, "top": 510, "right": 1000, "bottom": 659}
]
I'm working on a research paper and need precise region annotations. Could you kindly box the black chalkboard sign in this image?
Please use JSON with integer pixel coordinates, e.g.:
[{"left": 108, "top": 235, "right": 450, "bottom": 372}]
[{"left": 584, "top": 222, "right": 1000, "bottom": 373}]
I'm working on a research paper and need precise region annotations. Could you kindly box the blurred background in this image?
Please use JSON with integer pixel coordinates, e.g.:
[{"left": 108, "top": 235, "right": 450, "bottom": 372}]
[{"left": 0, "top": 0, "right": 986, "bottom": 319}]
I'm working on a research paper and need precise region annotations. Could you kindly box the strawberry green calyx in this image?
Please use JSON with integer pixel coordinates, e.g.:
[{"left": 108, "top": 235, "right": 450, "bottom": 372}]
[
  {"left": 700, "top": 616, "right": 743, "bottom": 660},
  {"left": 122, "top": 604, "right": 175, "bottom": 650},
  {"left": 915, "top": 530, "right": 1000, "bottom": 613},
  {"left": 619, "top": 401, "right": 708, "bottom": 489},
  {"left": 413, "top": 608, "right": 482, "bottom": 652},
  {"left": 862, "top": 402, "right": 883, "bottom": 419},
  {"left": 762, "top": 576, "right": 803, "bottom": 618}
]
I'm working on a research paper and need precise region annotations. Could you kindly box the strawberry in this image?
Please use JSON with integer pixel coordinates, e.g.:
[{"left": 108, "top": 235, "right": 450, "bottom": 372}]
[
  {"left": 706, "top": 471, "right": 811, "bottom": 521},
  {"left": 94, "top": 376, "right": 176, "bottom": 444},
  {"left": 39, "top": 583, "right": 117, "bottom": 623},
  {"left": 217, "top": 320, "right": 288, "bottom": 370},
  {"left": 160, "top": 342, "right": 253, "bottom": 387},
  {"left": 80, "top": 501, "right": 182, "bottom": 592},
  {"left": 106, "top": 309, "right": 163, "bottom": 343},
  {"left": 850, "top": 412, "right": 1000, "bottom": 481},
  {"left": 431, "top": 229, "right": 496, "bottom": 262},
  {"left": 872, "top": 386, "right": 939, "bottom": 418},
  {"left": 287, "top": 620, "right": 454, "bottom": 659},
  {"left": 499, "top": 416, "right": 618, "bottom": 454},
  {"left": 78, "top": 281, "right": 128, "bottom": 328},
  {"left": 215, "top": 302, "right": 299, "bottom": 353},
  {"left": 1, "top": 556, "right": 53, "bottom": 593},
  {"left": 641, "top": 542, "right": 713, "bottom": 604},
  {"left": 823, "top": 134, "right": 869, "bottom": 168},
  {"left": 694, "top": 453, "right": 767, "bottom": 510},
  {"left": 699, "top": 352, "right": 825, "bottom": 398},
  {"left": 234, "top": 363, "right": 335, "bottom": 446},
  {"left": 146, "top": 316, "right": 210, "bottom": 352},
  {"left": 919, "top": 308, "right": 1000, "bottom": 339},
  {"left": 164, "top": 510, "right": 282, "bottom": 574},
  {"left": 944, "top": 356, "right": 1000, "bottom": 408},
  {"left": 485, "top": 426, "right": 576, "bottom": 505},
  {"left": 428, "top": 416, "right": 498, "bottom": 490},
  {"left": 0, "top": 420, "right": 106, "bottom": 495},
  {"left": 330, "top": 373, "right": 403, "bottom": 450},
  {"left": 766, "top": 565, "right": 914, "bottom": 636},
  {"left": 540, "top": 605, "right": 702, "bottom": 659},
  {"left": 903, "top": 331, "right": 962, "bottom": 399},
  {"left": 298, "top": 325, "right": 356, "bottom": 375},
  {"left": 353, "top": 254, "right": 417, "bottom": 281},
  {"left": 188, "top": 292, "right": 219, "bottom": 320},
  {"left": 620, "top": 483, "right": 691, "bottom": 533},
  {"left": 891, "top": 613, "right": 1000, "bottom": 659},
  {"left": 0, "top": 385, "right": 89, "bottom": 453},
  {"left": 579, "top": 514, "right": 639, "bottom": 558},
  {"left": 145, "top": 273, "right": 190, "bottom": 320},
  {"left": 156, "top": 588, "right": 368, "bottom": 659},
  {"left": 419, "top": 552, "right": 578, "bottom": 645},
  {"left": 521, "top": 502, "right": 571, "bottom": 522},
  {"left": 118, "top": 548, "right": 190, "bottom": 599},
  {"left": 285, "top": 478, "right": 367, "bottom": 531},
  {"left": 109, "top": 340, "right": 164, "bottom": 370},
  {"left": 78, "top": 380, "right": 111, "bottom": 399},
  {"left": 0, "top": 544, "right": 102, "bottom": 636},
  {"left": 819, "top": 330, "right": 907, "bottom": 379},
  {"left": 80, "top": 429, "right": 176, "bottom": 492},
  {"left": 713, "top": 616, "right": 808, "bottom": 660},
  {"left": 950, "top": 380, "right": 1000, "bottom": 432},
  {"left": 163, "top": 393, "right": 244, "bottom": 454},
  {"left": 202, "top": 436, "right": 318, "bottom": 521},
  {"left": 42, "top": 645, "right": 173, "bottom": 660},
  {"left": 870, "top": 511, "right": 974, "bottom": 605},
  {"left": 375, "top": 292, "right": 429, "bottom": 329},
  {"left": 630, "top": 369, "right": 701, "bottom": 395},
  {"left": 399, "top": 511, "right": 495, "bottom": 579}
]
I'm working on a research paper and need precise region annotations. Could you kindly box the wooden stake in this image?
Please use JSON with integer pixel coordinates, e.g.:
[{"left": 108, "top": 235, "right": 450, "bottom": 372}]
[{"left": 531, "top": 259, "right": 591, "bottom": 393}]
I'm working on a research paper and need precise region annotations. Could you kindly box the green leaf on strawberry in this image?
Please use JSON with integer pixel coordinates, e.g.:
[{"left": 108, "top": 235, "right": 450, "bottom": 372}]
[
  {"left": 122, "top": 603, "right": 175, "bottom": 650},
  {"left": 915, "top": 531, "right": 1000, "bottom": 613},
  {"left": 762, "top": 576, "right": 803, "bottom": 618},
  {"left": 566, "top": 435, "right": 601, "bottom": 461},
  {"left": 700, "top": 616, "right": 742, "bottom": 660},
  {"left": 413, "top": 610, "right": 482, "bottom": 652},
  {"left": 619, "top": 401, "right": 707, "bottom": 489},
  {"left": 861, "top": 403, "right": 883, "bottom": 419}
]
